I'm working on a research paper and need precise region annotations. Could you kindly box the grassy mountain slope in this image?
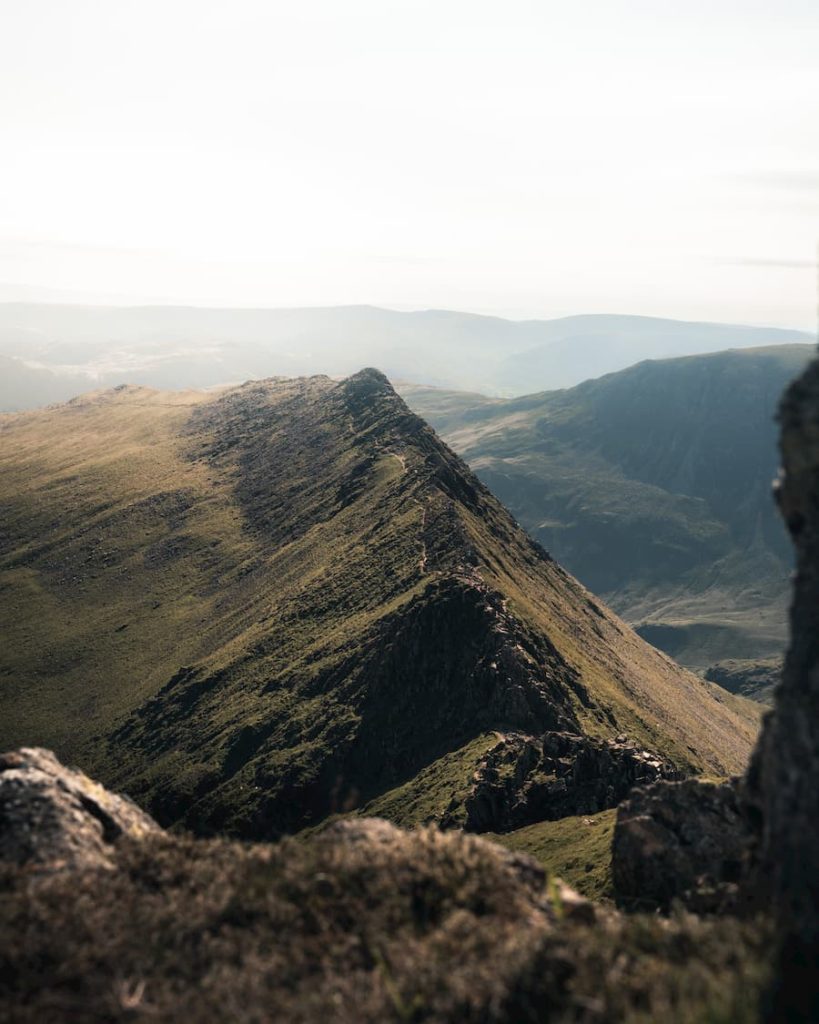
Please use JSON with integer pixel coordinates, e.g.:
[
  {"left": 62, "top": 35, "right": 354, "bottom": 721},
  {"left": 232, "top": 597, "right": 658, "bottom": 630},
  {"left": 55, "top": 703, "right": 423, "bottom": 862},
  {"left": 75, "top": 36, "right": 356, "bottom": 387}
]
[
  {"left": 0, "top": 371, "right": 758, "bottom": 837},
  {"left": 0, "top": 302, "right": 810, "bottom": 403},
  {"left": 488, "top": 809, "right": 617, "bottom": 900},
  {"left": 400, "top": 345, "right": 815, "bottom": 667},
  {"left": 704, "top": 657, "right": 781, "bottom": 705}
]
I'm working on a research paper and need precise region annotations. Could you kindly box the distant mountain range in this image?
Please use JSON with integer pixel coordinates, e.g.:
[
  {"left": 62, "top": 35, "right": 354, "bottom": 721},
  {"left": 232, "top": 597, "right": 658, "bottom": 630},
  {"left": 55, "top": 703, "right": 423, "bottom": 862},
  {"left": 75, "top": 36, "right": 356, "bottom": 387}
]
[
  {"left": 0, "top": 302, "right": 811, "bottom": 407},
  {"left": 400, "top": 344, "right": 816, "bottom": 668},
  {"left": 0, "top": 370, "right": 757, "bottom": 840},
  {"left": 0, "top": 355, "right": 92, "bottom": 413}
]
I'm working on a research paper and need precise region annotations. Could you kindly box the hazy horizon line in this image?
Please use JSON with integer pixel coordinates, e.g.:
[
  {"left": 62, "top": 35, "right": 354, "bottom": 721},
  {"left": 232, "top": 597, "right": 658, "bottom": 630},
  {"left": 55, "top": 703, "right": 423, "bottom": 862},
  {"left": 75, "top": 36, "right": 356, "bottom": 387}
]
[{"left": 0, "top": 289, "right": 813, "bottom": 335}]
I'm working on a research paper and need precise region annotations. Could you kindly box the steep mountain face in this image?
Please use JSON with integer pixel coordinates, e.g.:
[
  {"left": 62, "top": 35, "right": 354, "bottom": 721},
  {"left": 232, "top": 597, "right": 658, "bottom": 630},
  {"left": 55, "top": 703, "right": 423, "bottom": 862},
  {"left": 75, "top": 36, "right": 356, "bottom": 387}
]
[
  {"left": 400, "top": 345, "right": 815, "bottom": 667},
  {"left": 0, "top": 302, "right": 810, "bottom": 405},
  {"left": 0, "top": 370, "right": 758, "bottom": 838}
]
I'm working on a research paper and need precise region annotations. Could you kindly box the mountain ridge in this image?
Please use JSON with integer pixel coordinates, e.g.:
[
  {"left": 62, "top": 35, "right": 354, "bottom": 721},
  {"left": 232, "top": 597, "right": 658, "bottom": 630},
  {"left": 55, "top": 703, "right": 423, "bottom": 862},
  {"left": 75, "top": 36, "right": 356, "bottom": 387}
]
[
  {"left": 399, "top": 344, "right": 815, "bottom": 667},
  {"left": 0, "top": 369, "right": 759, "bottom": 838},
  {"left": 0, "top": 303, "right": 811, "bottom": 405}
]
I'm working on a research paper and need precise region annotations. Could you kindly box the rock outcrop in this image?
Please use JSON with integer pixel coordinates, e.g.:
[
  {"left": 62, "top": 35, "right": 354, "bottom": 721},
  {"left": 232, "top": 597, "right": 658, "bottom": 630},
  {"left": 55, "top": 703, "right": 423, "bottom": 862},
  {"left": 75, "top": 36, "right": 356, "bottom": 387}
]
[
  {"left": 609, "top": 356, "right": 819, "bottom": 1016},
  {"left": 449, "top": 730, "right": 680, "bottom": 833},
  {"left": 745, "top": 357, "right": 819, "bottom": 1020},
  {"left": 5, "top": 752, "right": 768, "bottom": 1024},
  {"left": 611, "top": 778, "right": 751, "bottom": 911},
  {"left": 0, "top": 746, "right": 159, "bottom": 871}
]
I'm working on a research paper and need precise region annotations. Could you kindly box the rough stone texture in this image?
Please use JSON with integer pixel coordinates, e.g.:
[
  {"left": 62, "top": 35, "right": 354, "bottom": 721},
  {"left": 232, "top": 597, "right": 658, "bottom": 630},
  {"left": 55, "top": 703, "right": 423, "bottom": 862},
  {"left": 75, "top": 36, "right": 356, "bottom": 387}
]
[
  {"left": 0, "top": 747, "right": 159, "bottom": 871},
  {"left": 450, "top": 730, "right": 680, "bottom": 833},
  {"left": 745, "top": 357, "right": 819, "bottom": 1020},
  {"left": 611, "top": 778, "right": 752, "bottom": 912}
]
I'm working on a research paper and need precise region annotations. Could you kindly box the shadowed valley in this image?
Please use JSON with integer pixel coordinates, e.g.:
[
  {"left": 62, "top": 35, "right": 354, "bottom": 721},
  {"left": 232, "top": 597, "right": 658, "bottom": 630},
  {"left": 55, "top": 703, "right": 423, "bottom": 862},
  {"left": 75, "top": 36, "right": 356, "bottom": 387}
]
[{"left": 400, "top": 344, "right": 814, "bottom": 670}]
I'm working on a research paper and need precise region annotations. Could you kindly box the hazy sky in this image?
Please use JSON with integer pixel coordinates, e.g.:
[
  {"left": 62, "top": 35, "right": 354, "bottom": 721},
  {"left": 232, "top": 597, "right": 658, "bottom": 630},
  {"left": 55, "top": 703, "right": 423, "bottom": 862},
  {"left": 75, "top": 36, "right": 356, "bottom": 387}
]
[{"left": 1, "top": 0, "right": 817, "bottom": 326}]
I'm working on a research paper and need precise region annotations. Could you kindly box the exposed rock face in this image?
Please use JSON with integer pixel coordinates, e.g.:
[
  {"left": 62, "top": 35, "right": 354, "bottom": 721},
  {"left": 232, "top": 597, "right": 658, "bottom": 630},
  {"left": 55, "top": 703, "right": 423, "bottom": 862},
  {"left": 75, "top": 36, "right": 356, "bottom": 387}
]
[
  {"left": 451, "top": 730, "right": 680, "bottom": 833},
  {"left": 745, "top": 358, "right": 819, "bottom": 1020},
  {"left": 612, "top": 778, "right": 751, "bottom": 912},
  {"left": 0, "top": 747, "right": 159, "bottom": 871}
]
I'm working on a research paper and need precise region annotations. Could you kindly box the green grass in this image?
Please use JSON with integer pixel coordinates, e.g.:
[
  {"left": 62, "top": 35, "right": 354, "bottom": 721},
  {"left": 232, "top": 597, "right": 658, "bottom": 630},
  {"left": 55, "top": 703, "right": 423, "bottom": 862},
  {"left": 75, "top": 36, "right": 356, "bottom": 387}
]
[
  {"left": 486, "top": 809, "right": 616, "bottom": 900},
  {"left": 704, "top": 657, "right": 781, "bottom": 705},
  {"left": 361, "top": 734, "right": 500, "bottom": 828},
  {"left": 0, "top": 371, "right": 760, "bottom": 841}
]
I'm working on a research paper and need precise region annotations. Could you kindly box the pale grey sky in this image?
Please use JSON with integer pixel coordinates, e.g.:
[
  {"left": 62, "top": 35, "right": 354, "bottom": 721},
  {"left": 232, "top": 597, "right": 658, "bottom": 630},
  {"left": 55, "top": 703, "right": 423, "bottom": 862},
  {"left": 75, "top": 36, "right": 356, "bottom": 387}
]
[{"left": 1, "top": 0, "right": 817, "bottom": 327}]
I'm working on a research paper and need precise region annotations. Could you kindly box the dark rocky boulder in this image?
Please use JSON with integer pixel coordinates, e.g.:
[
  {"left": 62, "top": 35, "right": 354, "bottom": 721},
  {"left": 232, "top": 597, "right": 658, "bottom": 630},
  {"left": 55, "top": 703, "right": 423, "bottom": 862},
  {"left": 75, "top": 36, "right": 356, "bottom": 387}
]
[
  {"left": 450, "top": 730, "right": 680, "bottom": 833},
  {"left": 612, "top": 778, "right": 752, "bottom": 912},
  {"left": 745, "top": 358, "right": 819, "bottom": 1020},
  {"left": 0, "top": 746, "right": 159, "bottom": 871},
  {"left": 609, "top": 356, "right": 819, "bottom": 1014}
]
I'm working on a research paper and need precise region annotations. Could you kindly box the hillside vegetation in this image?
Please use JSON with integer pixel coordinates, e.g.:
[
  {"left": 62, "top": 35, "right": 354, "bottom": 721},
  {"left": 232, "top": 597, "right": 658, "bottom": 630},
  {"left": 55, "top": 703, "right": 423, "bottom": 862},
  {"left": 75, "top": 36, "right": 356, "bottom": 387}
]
[
  {"left": 704, "top": 658, "right": 781, "bottom": 705},
  {"left": 400, "top": 345, "right": 815, "bottom": 667},
  {"left": 0, "top": 809, "right": 770, "bottom": 1024},
  {"left": 0, "top": 371, "right": 759, "bottom": 837}
]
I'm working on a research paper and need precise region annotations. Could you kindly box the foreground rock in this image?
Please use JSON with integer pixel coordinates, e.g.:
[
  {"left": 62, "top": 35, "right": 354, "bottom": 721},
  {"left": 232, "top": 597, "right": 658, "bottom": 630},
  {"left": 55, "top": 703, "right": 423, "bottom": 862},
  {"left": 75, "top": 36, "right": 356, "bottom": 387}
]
[
  {"left": 746, "top": 358, "right": 819, "bottom": 1020},
  {"left": 452, "top": 730, "right": 680, "bottom": 833},
  {"left": 0, "top": 749, "right": 768, "bottom": 1024},
  {"left": 0, "top": 747, "right": 159, "bottom": 871},
  {"left": 612, "top": 778, "right": 751, "bottom": 912},
  {"left": 616, "top": 357, "right": 819, "bottom": 1016}
]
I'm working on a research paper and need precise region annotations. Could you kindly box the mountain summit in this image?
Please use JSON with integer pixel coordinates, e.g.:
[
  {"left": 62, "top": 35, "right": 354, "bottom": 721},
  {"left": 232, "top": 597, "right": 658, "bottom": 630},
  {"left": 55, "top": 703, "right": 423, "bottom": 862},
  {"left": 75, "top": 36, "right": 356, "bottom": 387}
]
[{"left": 0, "top": 370, "right": 758, "bottom": 836}]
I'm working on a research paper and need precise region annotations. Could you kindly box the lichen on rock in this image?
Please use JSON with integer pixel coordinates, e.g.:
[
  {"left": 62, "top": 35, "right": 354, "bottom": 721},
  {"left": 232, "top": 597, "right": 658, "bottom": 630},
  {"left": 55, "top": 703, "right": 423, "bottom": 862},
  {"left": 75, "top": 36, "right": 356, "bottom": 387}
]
[{"left": 0, "top": 746, "right": 159, "bottom": 872}]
